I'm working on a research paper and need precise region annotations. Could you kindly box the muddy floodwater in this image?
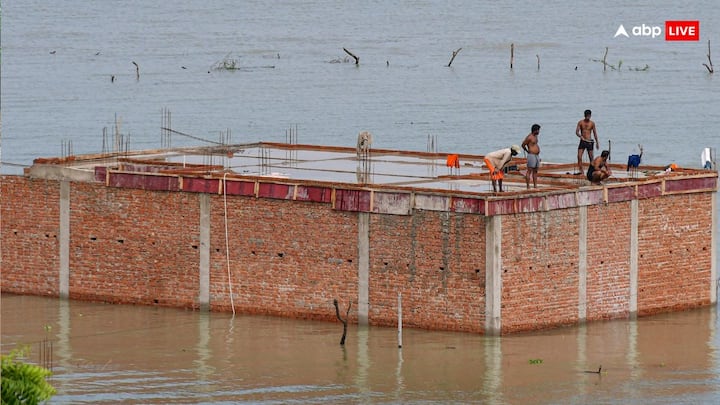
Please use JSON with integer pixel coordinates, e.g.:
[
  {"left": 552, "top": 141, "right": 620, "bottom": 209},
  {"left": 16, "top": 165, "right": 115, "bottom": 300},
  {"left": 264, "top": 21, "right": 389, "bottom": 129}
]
[{"left": 2, "top": 294, "right": 720, "bottom": 404}]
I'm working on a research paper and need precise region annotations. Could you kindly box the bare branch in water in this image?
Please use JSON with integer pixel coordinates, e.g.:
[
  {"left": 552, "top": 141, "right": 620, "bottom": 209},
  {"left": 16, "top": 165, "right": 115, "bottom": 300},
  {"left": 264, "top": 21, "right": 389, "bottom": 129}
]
[{"left": 447, "top": 48, "right": 462, "bottom": 67}]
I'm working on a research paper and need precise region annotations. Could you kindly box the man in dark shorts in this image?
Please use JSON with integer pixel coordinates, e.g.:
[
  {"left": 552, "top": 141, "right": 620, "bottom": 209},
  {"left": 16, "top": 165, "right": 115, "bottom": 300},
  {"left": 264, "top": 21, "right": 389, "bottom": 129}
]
[
  {"left": 576, "top": 109, "right": 599, "bottom": 175},
  {"left": 587, "top": 150, "right": 611, "bottom": 184},
  {"left": 521, "top": 124, "right": 541, "bottom": 189}
]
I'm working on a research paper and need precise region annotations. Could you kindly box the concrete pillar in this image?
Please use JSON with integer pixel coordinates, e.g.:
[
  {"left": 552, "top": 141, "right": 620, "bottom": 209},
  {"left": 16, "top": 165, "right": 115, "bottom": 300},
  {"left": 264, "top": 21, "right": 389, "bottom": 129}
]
[
  {"left": 358, "top": 212, "right": 370, "bottom": 326},
  {"left": 198, "top": 194, "right": 210, "bottom": 312},
  {"left": 59, "top": 181, "right": 70, "bottom": 299},
  {"left": 712, "top": 191, "right": 717, "bottom": 304},
  {"left": 485, "top": 215, "right": 502, "bottom": 335},
  {"left": 629, "top": 199, "right": 639, "bottom": 318},
  {"left": 578, "top": 206, "right": 587, "bottom": 322}
]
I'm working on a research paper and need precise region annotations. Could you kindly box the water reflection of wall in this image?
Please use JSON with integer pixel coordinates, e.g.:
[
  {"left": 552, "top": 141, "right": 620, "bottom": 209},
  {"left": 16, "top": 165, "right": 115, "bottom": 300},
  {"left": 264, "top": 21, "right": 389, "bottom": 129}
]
[{"left": 2, "top": 295, "right": 719, "bottom": 402}]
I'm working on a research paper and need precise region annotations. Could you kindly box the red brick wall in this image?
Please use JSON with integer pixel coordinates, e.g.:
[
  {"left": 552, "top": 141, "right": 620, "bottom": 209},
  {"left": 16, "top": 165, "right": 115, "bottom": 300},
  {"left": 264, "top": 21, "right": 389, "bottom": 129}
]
[
  {"left": 208, "top": 197, "right": 359, "bottom": 322},
  {"left": 1, "top": 177, "right": 60, "bottom": 296},
  {"left": 586, "top": 202, "right": 632, "bottom": 321},
  {"left": 502, "top": 209, "right": 580, "bottom": 333},
  {"left": 637, "top": 194, "right": 713, "bottom": 313},
  {"left": 1, "top": 175, "right": 715, "bottom": 334},
  {"left": 67, "top": 183, "right": 201, "bottom": 307},
  {"left": 368, "top": 210, "right": 486, "bottom": 333}
]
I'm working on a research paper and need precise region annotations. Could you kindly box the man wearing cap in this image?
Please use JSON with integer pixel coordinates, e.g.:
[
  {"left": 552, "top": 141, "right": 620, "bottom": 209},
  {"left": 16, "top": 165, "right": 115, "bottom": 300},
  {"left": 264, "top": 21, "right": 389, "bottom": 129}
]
[{"left": 484, "top": 145, "right": 521, "bottom": 192}]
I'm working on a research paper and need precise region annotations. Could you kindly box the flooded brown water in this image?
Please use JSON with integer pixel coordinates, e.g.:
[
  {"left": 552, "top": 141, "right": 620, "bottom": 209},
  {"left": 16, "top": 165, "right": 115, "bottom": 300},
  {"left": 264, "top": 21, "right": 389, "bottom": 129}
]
[{"left": 2, "top": 293, "right": 719, "bottom": 404}]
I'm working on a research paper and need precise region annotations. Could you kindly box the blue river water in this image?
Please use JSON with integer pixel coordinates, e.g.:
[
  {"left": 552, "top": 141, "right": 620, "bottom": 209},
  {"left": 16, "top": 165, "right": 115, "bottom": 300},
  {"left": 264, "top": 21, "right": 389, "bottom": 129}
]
[{"left": 1, "top": 0, "right": 719, "bottom": 174}]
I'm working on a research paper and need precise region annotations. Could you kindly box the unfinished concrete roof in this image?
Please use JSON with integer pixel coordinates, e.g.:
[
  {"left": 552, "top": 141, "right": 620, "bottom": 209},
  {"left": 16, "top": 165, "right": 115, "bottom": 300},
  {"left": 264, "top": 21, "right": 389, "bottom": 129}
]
[{"left": 27, "top": 142, "right": 715, "bottom": 197}]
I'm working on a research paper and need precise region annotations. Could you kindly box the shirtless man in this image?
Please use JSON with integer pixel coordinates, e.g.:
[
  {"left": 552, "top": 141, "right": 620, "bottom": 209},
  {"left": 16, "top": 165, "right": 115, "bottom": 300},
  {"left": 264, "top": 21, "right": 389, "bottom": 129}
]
[
  {"left": 522, "top": 124, "right": 541, "bottom": 189},
  {"left": 587, "top": 150, "right": 611, "bottom": 184},
  {"left": 576, "top": 109, "right": 599, "bottom": 175}
]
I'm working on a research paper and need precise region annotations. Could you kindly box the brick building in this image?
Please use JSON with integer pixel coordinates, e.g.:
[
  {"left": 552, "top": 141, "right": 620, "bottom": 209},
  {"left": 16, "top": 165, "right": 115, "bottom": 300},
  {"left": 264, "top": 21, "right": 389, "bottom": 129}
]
[{"left": 1, "top": 143, "right": 716, "bottom": 334}]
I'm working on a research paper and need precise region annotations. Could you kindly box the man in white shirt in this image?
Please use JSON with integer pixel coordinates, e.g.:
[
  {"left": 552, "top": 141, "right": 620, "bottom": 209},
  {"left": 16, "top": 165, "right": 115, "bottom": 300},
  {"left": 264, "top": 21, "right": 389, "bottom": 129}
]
[{"left": 484, "top": 145, "right": 521, "bottom": 192}]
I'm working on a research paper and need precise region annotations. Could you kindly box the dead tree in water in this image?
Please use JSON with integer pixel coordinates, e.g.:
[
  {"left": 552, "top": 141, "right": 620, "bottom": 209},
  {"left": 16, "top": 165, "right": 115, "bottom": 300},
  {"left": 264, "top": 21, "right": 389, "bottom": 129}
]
[
  {"left": 343, "top": 48, "right": 359, "bottom": 65},
  {"left": 591, "top": 47, "right": 616, "bottom": 71},
  {"left": 703, "top": 39, "right": 714, "bottom": 73},
  {"left": 602, "top": 47, "right": 609, "bottom": 71},
  {"left": 510, "top": 43, "right": 514, "bottom": 69},
  {"left": 447, "top": 48, "right": 462, "bottom": 67},
  {"left": 333, "top": 299, "right": 352, "bottom": 345}
]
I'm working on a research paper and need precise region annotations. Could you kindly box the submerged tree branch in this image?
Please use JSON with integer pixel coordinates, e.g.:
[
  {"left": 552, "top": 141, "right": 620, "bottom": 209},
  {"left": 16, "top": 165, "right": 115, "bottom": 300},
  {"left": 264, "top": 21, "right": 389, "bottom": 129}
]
[
  {"left": 703, "top": 39, "right": 714, "bottom": 73},
  {"left": 510, "top": 43, "right": 514, "bottom": 69},
  {"left": 333, "top": 299, "right": 352, "bottom": 345},
  {"left": 343, "top": 48, "right": 359, "bottom": 65},
  {"left": 602, "top": 47, "right": 608, "bottom": 72},
  {"left": 447, "top": 48, "right": 462, "bottom": 67}
]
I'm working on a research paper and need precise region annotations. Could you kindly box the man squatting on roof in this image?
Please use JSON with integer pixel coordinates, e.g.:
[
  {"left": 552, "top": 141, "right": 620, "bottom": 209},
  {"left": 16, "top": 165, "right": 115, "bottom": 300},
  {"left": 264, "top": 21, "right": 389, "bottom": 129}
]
[{"left": 587, "top": 150, "right": 612, "bottom": 184}]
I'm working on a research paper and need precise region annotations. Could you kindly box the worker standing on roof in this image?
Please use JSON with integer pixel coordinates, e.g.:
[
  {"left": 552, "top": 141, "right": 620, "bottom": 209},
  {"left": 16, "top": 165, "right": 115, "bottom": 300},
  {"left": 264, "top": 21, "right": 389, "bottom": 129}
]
[
  {"left": 484, "top": 145, "right": 521, "bottom": 193},
  {"left": 522, "top": 124, "right": 541, "bottom": 189},
  {"left": 576, "top": 109, "right": 599, "bottom": 175}
]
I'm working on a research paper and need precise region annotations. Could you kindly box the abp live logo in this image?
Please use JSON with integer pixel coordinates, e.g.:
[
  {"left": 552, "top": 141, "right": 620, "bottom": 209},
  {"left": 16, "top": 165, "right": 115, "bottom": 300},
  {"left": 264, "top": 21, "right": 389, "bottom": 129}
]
[
  {"left": 665, "top": 20, "right": 699, "bottom": 41},
  {"left": 614, "top": 20, "right": 699, "bottom": 41}
]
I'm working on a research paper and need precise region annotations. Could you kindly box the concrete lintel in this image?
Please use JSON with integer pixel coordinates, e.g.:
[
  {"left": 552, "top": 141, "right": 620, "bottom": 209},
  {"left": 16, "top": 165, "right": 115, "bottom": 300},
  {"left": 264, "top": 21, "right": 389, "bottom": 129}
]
[{"left": 29, "top": 165, "right": 97, "bottom": 183}]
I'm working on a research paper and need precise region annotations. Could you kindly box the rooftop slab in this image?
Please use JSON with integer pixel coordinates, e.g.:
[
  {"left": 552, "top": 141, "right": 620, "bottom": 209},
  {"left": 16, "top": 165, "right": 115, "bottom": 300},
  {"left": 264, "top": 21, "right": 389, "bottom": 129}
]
[{"left": 28, "top": 142, "right": 715, "bottom": 199}]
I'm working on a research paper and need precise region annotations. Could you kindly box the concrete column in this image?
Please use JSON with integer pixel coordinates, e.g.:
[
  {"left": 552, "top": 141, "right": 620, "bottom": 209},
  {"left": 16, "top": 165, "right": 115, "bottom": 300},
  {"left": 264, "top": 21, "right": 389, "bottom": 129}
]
[
  {"left": 485, "top": 215, "right": 502, "bottom": 335},
  {"left": 59, "top": 181, "right": 70, "bottom": 299},
  {"left": 198, "top": 194, "right": 210, "bottom": 312},
  {"left": 578, "top": 206, "right": 587, "bottom": 322},
  {"left": 358, "top": 212, "right": 370, "bottom": 326},
  {"left": 712, "top": 191, "right": 717, "bottom": 304},
  {"left": 629, "top": 199, "right": 639, "bottom": 317}
]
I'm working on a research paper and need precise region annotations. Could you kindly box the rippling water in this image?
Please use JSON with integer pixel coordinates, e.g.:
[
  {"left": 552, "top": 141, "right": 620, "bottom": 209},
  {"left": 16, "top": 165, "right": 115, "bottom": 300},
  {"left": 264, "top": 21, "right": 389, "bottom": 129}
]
[
  {"left": 2, "top": 294, "right": 720, "bottom": 404},
  {"left": 1, "top": 0, "right": 718, "bottom": 175}
]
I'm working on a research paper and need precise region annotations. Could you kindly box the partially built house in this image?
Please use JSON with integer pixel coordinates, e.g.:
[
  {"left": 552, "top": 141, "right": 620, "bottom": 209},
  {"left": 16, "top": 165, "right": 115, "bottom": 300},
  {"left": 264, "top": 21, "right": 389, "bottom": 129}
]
[{"left": 1, "top": 142, "right": 717, "bottom": 334}]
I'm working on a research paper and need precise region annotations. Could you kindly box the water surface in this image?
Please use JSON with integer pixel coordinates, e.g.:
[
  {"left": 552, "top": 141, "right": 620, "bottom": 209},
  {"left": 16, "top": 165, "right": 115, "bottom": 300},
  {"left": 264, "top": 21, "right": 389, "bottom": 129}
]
[
  {"left": 2, "top": 0, "right": 718, "bottom": 173},
  {"left": 2, "top": 294, "right": 720, "bottom": 404}
]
